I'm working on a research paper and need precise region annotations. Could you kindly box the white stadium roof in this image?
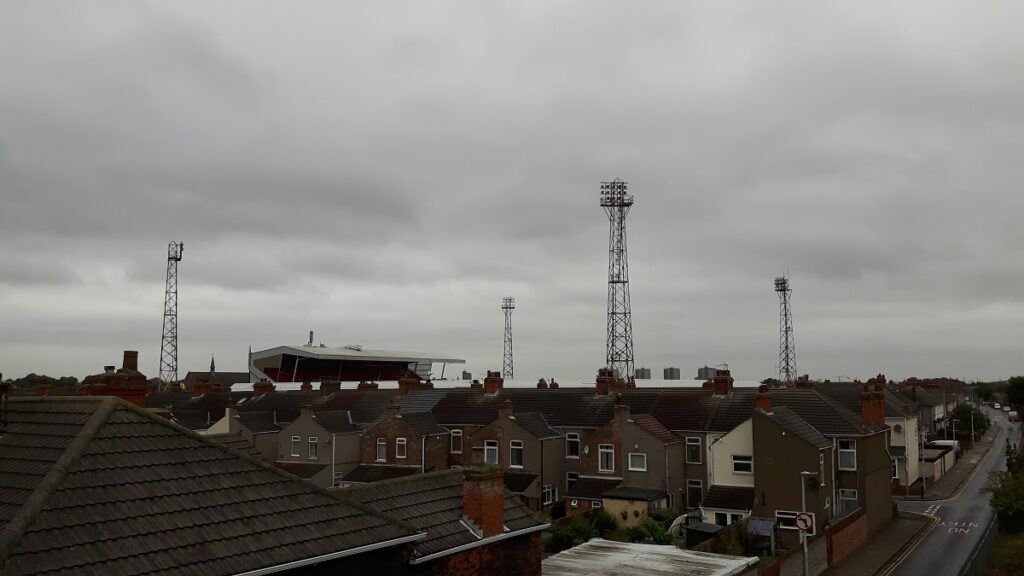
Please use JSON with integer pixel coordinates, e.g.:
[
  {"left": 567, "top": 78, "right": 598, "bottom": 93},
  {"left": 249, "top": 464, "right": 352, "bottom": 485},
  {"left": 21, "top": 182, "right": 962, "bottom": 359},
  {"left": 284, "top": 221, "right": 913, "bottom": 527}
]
[{"left": 251, "top": 345, "right": 466, "bottom": 365}]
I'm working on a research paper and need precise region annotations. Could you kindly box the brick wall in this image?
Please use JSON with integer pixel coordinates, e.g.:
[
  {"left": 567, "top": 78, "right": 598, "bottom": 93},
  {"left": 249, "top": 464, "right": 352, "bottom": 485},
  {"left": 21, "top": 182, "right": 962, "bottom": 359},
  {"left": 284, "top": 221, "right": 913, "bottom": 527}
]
[
  {"left": 412, "top": 531, "right": 541, "bottom": 576},
  {"left": 829, "top": 509, "right": 867, "bottom": 565},
  {"left": 361, "top": 418, "right": 425, "bottom": 466}
]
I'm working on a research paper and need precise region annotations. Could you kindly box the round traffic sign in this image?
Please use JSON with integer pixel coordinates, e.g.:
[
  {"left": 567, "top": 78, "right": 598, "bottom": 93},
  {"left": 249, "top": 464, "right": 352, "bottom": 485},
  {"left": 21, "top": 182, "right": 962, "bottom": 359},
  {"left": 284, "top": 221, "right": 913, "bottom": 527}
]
[{"left": 795, "top": 512, "right": 813, "bottom": 532}]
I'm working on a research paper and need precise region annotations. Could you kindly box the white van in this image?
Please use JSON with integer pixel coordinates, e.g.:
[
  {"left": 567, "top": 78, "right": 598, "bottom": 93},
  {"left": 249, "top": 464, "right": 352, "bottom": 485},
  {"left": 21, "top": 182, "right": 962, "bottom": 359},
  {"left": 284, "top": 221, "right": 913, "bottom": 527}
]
[
  {"left": 927, "top": 440, "right": 962, "bottom": 455},
  {"left": 994, "top": 403, "right": 1001, "bottom": 409}
]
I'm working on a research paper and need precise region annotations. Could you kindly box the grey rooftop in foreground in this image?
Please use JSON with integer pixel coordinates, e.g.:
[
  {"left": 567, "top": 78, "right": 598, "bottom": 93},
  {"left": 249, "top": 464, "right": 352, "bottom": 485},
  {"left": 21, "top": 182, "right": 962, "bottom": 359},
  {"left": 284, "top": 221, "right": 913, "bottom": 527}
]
[{"left": 543, "top": 539, "right": 757, "bottom": 576}]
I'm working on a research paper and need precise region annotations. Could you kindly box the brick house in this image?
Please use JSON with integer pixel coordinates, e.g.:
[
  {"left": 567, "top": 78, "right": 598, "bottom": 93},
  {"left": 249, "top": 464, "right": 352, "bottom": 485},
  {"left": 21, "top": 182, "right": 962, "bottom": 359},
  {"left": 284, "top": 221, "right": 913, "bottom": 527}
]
[
  {"left": 343, "top": 469, "right": 548, "bottom": 576},
  {"left": 360, "top": 401, "right": 450, "bottom": 473},
  {"left": 466, "top": 400, "right": 564, "bottom": 511},
  {"left": 276, "top": 406, "right": 362, "bottom": 488}
]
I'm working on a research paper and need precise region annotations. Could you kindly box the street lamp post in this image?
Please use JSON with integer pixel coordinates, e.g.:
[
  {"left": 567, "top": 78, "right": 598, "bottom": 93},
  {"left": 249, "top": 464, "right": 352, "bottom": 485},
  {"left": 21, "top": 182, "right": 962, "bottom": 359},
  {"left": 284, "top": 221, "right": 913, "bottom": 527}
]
[{"left": 800, "top": 470, "right": 818, "bottom": 576}]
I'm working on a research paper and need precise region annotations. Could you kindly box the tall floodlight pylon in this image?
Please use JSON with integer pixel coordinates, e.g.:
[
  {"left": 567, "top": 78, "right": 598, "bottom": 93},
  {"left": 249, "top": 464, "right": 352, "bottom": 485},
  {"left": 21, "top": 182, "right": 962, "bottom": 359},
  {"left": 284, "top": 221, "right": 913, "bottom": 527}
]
[
  {"left": 501, "top": 297, "right": 515, "bottom": 379},
  {"left": 159, "top": 241, "right": 184, "bottom": 389},
  {"left": 600, "top": 179, "right": 635, "bottom": 379},
  {"left": 775, "top": 274, "right": 796, "bottom": 383}
]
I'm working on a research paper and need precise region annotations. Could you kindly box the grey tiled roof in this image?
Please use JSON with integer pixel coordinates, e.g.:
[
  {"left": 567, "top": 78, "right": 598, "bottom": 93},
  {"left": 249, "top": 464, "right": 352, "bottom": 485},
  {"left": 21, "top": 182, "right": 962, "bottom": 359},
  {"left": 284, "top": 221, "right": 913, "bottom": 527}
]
[
  {"left": 237, "top": 391, "right": 314, "bottom": 423},
  {"left": 702, "top": 485, "right": 755, "bottom": 511},
  {"left": 602, "top": 486, "right": 666, "bottom": 501},
  {"left": 566, "top": 477, "right": 621, "bottom": 500},
  {"left": 275, "top": 461, "right": 328, "bottom": 479},
  {"left": 206, "top": 433, "right": 265, "bottom": 461},
  {"left": 631, "top": 414, "right": 681, "bottom": 444},
  {"left": 398, "top": 411, "right": 448, "bottom": 437},
  {"left": 512, "top": 412, "right": 562, "bottom": 440},
  {"left": 343, "top": 470, "right": 546, "bottom": 560},
  {"left": 768, "top": 389, "right": 881, "bottom": 436},
  {"left": 504, "top": 470, "right": 538, "bottom": 493},
  {"left": 312, "top": 410, "right": 359, "bottom": 434},
  {"left": 396, "top": 389, "right": 449, "bottom": 414},
  {"left": 810, "top": 383, "right": 913, "bottom": 419},
  {"left": 762, "top": 407, "right": 833, "bottom": 450},
  {"left": 315, "top": 390, "right": 400, "bottom": 424},
  {"left": 0, "top": 397, "right": 421, "bottom": 576}
]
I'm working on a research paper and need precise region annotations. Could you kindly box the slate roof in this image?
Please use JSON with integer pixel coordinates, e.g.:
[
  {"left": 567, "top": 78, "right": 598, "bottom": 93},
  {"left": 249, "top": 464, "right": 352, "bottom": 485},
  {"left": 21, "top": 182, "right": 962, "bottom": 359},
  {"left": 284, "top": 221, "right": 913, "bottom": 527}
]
[
  {"left": 169, "top": 411, "right": 214, "bottom": 431},
  {"left": 702, "top": 485, "right": 755, "bottom": 511},
  {"left": 237, "top": 391, "right": 314, "bottom": 423},
  {"left": 631, "top": 414, "right": 681, "bottom": 444},
  {"left": 603, "top": 486, "right": 667, "bottom": 501},
  {"left": 183, "top": 371, "right": 249, "bottom": 388},
  {"left": 315, "top": 390, "right": 400, "bottom": 424},
  {"left": 900, "top": 386, "right": 943, "bottom": 408},
  {"left": 312, "top": 410, "right": 359, "bottom": 434},
  {"left": 503, "top": 470, "right": 538, "bottom": 493},
  {"left": 205, "top": 433, "right": 265, "bottom": 461},
  {"left": 144, "top": 391, "right": 193, "bottom": 411},
  {"left": 0, "top": 397, "right": 423, "bottom": 576},
  {"left": 705, "top": 389, "right": 758, "bottom": 433},
  {"left": 343, "top": 470, "right": 547, "bottom": 561},
  {"left": 810, "top": 383, "right": 913, "bottom": 419},
  {"left": 768, "top": 389, "right": 882, "bottom": 436},
  {"left": 395, "top": 389, "right": 449, "bottom": 414},
  {"left": 235, "top": 410, "right": 280, "bottom": 434},
  {"left": 645, "top": 390, "right": 717, "bottom": 431},
  {"left": 398, "top": 411, "right": 448, "bottom": 437},
  {"left": 566, "top": 477, "right": 621, "bottom": 500},
  {"left": 431, "top": 389, "right": 619, "bottom": 428},
  {"left": 512, "top": 412, "right": 561, "bottom": 440},
  {"left": 341, "top": 464, "right": 422, "bottom": 484},
  {"left": 761, "top": 407, "right": 833, "bottom": 450}
]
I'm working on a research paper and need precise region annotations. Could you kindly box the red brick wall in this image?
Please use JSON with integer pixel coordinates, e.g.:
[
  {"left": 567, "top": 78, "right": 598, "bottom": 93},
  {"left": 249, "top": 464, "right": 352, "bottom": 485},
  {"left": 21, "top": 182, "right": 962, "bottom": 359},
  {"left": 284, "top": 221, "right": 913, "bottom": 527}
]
[
  {"left": 361, "top": 418, "right": 426, "bottom": 466},
  {"left": 830, "top": 509, "right": 868, "bottom": 565},
  {"left": 413, "top": 531, "right": 542, "bottom": 576}
]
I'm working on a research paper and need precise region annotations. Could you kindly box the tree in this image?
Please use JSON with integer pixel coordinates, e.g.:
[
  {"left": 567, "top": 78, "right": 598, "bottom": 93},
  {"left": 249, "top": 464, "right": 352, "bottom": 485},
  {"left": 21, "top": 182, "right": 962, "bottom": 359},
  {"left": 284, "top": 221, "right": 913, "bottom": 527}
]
[
  {"left": 952, "top": 405, "right": 989, "bottom": 437},
  {"left": 1007, "top": 376, "right": 1024, "bottom": 409},
  {"left": 977, "top": 382, "right": 994, "bottom": 402}
]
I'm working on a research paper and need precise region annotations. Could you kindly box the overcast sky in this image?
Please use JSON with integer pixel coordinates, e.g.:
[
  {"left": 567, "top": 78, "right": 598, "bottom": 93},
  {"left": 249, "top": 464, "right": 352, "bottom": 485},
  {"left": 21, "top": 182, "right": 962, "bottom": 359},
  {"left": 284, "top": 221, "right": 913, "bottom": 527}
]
[{"left": 2, "top": 1, "right": 1024, "bottom": 383}]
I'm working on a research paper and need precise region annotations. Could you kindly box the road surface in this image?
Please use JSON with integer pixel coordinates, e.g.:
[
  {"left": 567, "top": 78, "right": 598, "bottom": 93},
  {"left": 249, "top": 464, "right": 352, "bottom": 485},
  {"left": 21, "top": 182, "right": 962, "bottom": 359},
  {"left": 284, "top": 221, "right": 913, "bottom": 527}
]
[{"left": 893, "top": 408, "right": 1020, "bottom": 576}]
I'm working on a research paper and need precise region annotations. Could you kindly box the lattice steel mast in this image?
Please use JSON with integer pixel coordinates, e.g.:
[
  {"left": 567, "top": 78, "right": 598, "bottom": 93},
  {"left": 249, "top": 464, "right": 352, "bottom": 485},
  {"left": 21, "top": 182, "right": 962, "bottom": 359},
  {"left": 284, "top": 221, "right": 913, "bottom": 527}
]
[
  {"left": 502, "top": 297, "right": 515, "bottom": 379},
  {"left": 600, "top": 179, "right": 635, "bottom": 379},
  {"left": 159, "top": 241, "right": 184, "bottom": 389},
  {"left": 775, "top": 274, "right": 796, "bottom": 383}
]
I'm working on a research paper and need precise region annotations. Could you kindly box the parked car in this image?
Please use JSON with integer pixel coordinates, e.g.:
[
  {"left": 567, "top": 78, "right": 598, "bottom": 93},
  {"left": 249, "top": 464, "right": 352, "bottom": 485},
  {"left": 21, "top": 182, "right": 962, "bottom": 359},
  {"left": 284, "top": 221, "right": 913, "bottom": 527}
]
[{"left": 994, "top": 403, "right": 1001, "bottom": 409}]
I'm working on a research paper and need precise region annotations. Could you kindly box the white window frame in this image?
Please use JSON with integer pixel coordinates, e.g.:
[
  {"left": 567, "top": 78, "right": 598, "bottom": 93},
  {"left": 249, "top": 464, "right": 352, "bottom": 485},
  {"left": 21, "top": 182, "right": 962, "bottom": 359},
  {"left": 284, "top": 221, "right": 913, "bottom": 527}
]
[
  {"left": 308, "top": 436, "right": 318, "bottom": 460},
  {"left": 732, "top": 455, "right": 753, "bottom": 474},
  {"left": 687, "top": 479, "right": 703, "bottom": 507},
  {"left": 396, "top": 437, "right": 407, "bottom": 459},
  {"left": 685, "top": 437, "right": 702, "bottom": 464},
  {"left": 484, "top": 440, "right": 498, "bottom": 464},
  {"left": 628, "top": 452, "right": 647, "bottom": 471},
  {"left": 598, "top": 444, "right": 615, "bottom": 473},
  {"left": 591, "top": 500, "right": 602, "bottom": 509},
  {"left": 776, "top": 510, "right": 798, "bottom": 530},
  {"left": 714, "top": 512, "right": 728, "bottom": 526},
  {"left": 892, "top": 459, "right": 899, "bottom": 479},
  {"left": 570, "top": 499, "right": 579, "bottom": 507},
  {"left": 838, "top": 439, "right": 857, "bottom": 471},
  {"left": 509, "top": 440, "right": 524, "bottom": 468},
  {"left": 450, "top": 429, "right": 463, "bottom": 454},
  {"left": 566, "top": 433, "right": 580, "bottom": 458},
  {"left": 290, "top": 436, "right": 300, "bottom": 457},
  {"left": 566, "top": 471, "right": 578, "bottom": 492},
  {"left": 542, "top": 484, "right": 553, "bottom": 505},
  {"left": 375, "top": 437, "right": 386, "bottom": 462}
]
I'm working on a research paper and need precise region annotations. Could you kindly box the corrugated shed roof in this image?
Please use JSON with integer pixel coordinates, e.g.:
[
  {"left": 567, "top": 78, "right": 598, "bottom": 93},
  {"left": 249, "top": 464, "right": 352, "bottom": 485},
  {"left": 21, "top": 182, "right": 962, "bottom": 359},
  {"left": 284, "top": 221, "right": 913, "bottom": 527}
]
[
  {"left": 543, "top": 539, "right": 757, "bottom": 576},
  {"left": 702, "top": 485, "right": 755, "bottom": 511},
  {"left": 342, "top": 470, "right": 546, "bottom": 560},
  {"left": 761, "top": 407, "right": 832, "bottom": 450},
  {"left": 0, "top": 397, "right": 422, "bottom": 576}
]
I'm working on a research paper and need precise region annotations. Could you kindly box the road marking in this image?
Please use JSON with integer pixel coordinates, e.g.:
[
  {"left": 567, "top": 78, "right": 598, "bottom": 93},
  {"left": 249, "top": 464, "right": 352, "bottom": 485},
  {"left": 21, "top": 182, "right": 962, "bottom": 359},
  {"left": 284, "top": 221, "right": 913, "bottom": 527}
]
[{"left": 878, "top": 512, "right": 941, "bottom": 576}]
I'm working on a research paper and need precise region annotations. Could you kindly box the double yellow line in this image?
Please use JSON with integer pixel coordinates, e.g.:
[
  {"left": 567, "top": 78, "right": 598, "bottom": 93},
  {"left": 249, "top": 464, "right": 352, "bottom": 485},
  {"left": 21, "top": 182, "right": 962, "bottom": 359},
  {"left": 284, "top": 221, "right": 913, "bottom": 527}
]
[{"left": 876, "top": 512, "right": 940, "bottom": 576}]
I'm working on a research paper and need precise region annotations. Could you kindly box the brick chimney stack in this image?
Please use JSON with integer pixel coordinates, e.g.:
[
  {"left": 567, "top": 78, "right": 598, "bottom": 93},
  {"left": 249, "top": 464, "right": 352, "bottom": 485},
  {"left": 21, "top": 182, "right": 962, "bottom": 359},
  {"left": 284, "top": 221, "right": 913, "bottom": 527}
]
[
  {"left": 398, "top": 376, "right": 420, "bottom": 396},
  {"left": 549, "top": 379, "right": 559, "bottom": 389},
  {"left": 613, "top": 402, "right": 630, "bottom": 424},
  {"left": 595, "top": 368, "right": 615, "bottom": 396},
  {"left": 860, "top": 385, "right": 884, "bottom": 426},
  {"left": 463, "top": 469, "right": 505, "bottom": 537},
  {"left": 711, "top": 370, "right": 734, "bottom": 396},
  {"left": 356, "top": 381, "right": 378, "bottom": 392},
  {"left": 385, "top": 399, "right": 401, "bottom": 421},
  {"left": 300, "top": 381, "right": 314, "bottom": 394},
  {"left": 470, "top": 379, "right": 483, "bottom": 390},
  {"left": 537, "top": 378, "right": 548, "bottom": 389},
  {"left": 253, "top": 379, "right": 275, "bottom": 396},
  {"left": 122, "top": 350, "right": 139, "bottom": 372},
  {"left": 756, "top": 385, "right": 772, "bottom": 412},
  {"left": 498, "top": 399, "right": 513, "bottom": 420},
  {"left": 483, "top": 371, "right": 504, "bottom": 394},
  {"left": 192, "top": 380, "right": 210, "bottom": 396}
]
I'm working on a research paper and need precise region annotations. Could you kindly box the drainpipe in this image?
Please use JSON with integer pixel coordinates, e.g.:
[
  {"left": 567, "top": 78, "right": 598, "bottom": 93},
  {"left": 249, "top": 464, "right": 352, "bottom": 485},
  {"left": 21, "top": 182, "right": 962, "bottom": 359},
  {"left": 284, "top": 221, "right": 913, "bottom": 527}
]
[
  {"left": 331, "top": 433, "right": 336, "bottom": 488},
  {"left": 421, "top": 436, "right": 426, "bottom": 473}
]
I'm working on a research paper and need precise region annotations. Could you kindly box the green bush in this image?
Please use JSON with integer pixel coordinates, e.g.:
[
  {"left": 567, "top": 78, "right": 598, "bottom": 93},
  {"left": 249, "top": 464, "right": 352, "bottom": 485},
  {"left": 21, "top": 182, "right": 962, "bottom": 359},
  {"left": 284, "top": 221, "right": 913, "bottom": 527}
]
[
  {"left": 592, "top": 509, "right": 618, "bottom": 537},
  {"left": 987, "top": 533, "right": 1024, "bottom": 575}
]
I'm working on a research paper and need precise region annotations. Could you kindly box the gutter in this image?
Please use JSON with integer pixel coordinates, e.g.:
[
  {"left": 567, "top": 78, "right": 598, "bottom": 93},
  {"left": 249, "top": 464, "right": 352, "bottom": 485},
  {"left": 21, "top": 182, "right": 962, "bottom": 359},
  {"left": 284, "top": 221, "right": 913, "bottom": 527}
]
[
  {"left": 409, "top": 523, "right": 550, "bottom": 565},
  {"left": 233, "top": 532, "right": 426, "bottom": 576}
]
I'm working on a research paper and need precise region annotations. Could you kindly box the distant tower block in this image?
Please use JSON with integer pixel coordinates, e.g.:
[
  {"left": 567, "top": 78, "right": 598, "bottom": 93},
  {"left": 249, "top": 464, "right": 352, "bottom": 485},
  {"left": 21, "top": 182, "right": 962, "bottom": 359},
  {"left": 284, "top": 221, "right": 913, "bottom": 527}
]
[
  {"left": 501, "top": 297, "right": 515, "bottom": 380},
  {"left": 775, "top": 275, "right": 796, "bottom": 383},
  {"left": 600, "top": 179, "right": 636, "bottom": 379},
  {"left": 634, "top": 367, "right": 651, "bottom": 380},
  {"left": 664, "top": 367, "right": 681, "bottom": 380},
  {"left": 159, "top": 241, "right": 184, "bottom": 389}
]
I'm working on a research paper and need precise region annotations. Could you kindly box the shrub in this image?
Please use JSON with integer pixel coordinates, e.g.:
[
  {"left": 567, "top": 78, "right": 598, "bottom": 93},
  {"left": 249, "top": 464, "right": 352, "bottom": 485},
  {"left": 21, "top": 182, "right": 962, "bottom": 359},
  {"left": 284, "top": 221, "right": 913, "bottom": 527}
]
[{"left": 592, "top": 509, "right": 618, "bottom": 537}]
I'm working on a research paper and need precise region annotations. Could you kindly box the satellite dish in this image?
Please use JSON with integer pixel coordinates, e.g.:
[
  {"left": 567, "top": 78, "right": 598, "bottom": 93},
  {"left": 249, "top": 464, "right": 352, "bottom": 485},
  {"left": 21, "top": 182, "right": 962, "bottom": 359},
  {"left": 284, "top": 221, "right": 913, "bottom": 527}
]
[{"left": 894, "top": 424, "right": 903, "bottom": 433}]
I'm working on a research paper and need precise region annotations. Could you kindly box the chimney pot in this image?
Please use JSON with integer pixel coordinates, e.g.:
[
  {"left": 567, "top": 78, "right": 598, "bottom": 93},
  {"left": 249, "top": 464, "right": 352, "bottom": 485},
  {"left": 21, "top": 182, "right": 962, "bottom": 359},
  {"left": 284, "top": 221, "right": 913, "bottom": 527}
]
[
  {"left": 483, "top": 371, "right": 504, "bottom": 394},
  {"left": 104, "top": 365, "right": 116, "bottom": 374},
  {"left": 537, "top": 378, "right": 548, "bottom": 389},
  {"left": 756, "top": 386, "right": 772, "bottom": 412}
]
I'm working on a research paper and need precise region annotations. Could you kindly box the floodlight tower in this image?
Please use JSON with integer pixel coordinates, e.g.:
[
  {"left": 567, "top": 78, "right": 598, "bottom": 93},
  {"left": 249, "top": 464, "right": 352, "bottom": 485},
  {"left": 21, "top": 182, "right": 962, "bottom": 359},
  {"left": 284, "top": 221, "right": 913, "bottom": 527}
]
[
  {"left": 775, "top": 274, "right": 796, "bottom": 383},
  {"left": 502, "top": 297, "right": 515, "bottom": 379},
  {"left": 600, "top": 179, "right": 635, "bottom": 379},
  {"left": 159, "top": 241, "right": 184, "bottom": 389}
]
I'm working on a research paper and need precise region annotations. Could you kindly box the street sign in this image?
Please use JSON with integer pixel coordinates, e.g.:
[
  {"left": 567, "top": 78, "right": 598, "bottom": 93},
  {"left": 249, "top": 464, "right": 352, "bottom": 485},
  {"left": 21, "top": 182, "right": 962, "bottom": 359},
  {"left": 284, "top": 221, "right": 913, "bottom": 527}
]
[{"left": 795, "top": 512, "right": 814, "bottom": 533}]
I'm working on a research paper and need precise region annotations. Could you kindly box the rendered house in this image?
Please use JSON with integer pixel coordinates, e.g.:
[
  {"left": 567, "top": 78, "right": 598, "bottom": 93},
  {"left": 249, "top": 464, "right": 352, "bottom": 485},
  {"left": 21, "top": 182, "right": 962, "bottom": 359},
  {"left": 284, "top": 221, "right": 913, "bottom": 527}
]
[{"left": 276, "top": 406, "right": 362, "bottom": 488}]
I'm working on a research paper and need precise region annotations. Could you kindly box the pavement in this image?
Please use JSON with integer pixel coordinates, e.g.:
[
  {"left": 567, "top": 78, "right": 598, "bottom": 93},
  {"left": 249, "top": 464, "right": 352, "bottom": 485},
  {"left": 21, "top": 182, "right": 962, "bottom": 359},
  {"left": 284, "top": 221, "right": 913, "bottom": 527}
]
[{"left": 827, "top": 408, "right": 1015, "bottom": 576}]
